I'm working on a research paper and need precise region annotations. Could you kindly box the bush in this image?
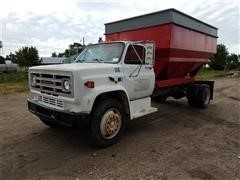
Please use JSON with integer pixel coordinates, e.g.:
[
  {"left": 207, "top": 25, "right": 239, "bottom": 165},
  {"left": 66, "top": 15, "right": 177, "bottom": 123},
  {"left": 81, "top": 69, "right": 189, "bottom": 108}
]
[
  {"left": 0, "top": 71, "right": 28, "bottom": 84},
  {"left": 15, "top": 46, "right": 40, "bottom": 67}
]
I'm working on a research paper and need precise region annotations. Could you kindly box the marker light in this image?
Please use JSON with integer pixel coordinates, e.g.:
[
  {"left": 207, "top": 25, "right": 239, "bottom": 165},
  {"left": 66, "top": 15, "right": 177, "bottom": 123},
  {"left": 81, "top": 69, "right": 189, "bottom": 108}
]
[{"left": 85, "top": 81, "right": 95, "bottom": 88}]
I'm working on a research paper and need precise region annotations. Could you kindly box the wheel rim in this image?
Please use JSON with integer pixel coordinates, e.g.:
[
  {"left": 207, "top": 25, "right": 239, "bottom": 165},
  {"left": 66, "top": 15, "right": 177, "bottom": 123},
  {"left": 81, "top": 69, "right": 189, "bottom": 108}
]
[
  {"left": 100, "top": 108, "right": 122, "bottom": 139},
  {"left": 203, "top": 88, "right": 211, "bottom": 105}
]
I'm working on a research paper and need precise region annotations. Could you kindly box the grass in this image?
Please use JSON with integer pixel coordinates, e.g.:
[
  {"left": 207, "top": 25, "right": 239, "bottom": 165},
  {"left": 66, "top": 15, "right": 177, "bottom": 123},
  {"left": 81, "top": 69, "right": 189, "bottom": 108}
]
[
  {"left": 196, "top": 68, "right": 225, "bottom": 80},
  {"left": 0, "top": 68, "right": 227, "bottom": 95},
  {"left": 0, "top": 71, "right": 29, "bottom": 94}
]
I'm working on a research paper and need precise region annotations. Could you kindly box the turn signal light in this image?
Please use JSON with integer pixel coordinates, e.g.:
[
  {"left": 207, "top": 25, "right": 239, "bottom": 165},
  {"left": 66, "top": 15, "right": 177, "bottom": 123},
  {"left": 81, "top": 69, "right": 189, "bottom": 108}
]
[{"left": 85, "top": 81, "right": 95, "bottom": 88}]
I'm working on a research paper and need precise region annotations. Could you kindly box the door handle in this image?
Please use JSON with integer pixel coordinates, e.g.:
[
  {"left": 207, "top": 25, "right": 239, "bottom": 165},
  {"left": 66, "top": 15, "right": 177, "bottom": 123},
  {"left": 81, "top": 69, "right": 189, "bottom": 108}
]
[{"left": 145, "top": 66, "right": 152, "bottom": 70}]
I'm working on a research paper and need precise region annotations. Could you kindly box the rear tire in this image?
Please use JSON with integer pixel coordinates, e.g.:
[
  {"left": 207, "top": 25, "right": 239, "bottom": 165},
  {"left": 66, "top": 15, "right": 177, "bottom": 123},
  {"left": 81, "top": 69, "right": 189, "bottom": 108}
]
[
  {"left": 89, "top": 98, "right": 126, "bottom": 148},
  {"left": 187, "top": 84, "right": 211, "bottom": 109}
]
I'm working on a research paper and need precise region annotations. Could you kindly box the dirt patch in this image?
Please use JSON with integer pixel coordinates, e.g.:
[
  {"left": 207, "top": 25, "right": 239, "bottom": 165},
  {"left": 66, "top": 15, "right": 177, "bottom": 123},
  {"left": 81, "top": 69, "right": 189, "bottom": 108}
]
[{"left": 0, "top": 77, "right": 239, "bottom": 179}]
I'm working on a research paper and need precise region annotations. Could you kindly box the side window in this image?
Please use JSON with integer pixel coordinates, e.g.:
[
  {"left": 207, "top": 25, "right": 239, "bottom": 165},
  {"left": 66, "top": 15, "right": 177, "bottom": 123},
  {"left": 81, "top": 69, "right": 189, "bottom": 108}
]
[{"left": 124, "top": 45, "right": 145, "bottom": 64}]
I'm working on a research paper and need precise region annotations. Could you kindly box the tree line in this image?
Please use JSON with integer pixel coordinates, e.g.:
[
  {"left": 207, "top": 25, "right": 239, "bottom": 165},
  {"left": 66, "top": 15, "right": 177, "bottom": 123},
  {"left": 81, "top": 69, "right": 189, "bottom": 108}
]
[
  {"left": 1, "top": 43, "right": 239, "bottom": 70},
  {"left": 51, "top": 42, "right": 85, "bottom": 57},
  {"left": 209, "top": 44, "right": 240, "bottom": 70},
  {"left": 5, "top": 47, "right": 40, "bottom": 67}
]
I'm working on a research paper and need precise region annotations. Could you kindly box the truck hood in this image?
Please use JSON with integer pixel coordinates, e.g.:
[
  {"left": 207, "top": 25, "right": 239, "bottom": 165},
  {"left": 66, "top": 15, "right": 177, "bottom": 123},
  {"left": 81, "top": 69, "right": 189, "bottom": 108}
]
[{"left": 29, "top": 63, "right": 119, "bottom": 72}]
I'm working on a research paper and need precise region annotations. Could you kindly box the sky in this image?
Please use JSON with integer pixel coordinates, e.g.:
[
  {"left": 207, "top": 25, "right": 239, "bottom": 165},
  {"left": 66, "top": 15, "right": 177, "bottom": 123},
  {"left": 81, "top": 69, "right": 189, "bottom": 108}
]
[{"left": 0, "top": 0, "right": 239, "bottom": 57}]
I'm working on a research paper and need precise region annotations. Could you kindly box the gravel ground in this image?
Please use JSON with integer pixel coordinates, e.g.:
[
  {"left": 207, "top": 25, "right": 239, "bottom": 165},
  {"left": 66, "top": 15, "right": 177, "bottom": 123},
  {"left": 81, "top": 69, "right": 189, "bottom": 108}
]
[{"left": 0, "top": 77, "right": 239, "bottom": 180}]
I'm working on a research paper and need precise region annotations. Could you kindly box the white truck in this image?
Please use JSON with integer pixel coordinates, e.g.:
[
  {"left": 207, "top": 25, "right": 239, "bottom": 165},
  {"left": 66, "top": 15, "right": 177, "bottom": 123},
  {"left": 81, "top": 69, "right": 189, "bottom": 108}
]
[
  {"left": 28, "top": 41, "right": 157, "bottom": 147},
  {"left": 27, "top": 9, "right": 217, "bottom": 147}
]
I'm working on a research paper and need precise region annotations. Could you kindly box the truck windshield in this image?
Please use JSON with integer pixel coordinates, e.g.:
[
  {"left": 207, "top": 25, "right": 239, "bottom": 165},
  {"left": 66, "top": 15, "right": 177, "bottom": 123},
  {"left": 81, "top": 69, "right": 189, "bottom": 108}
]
[{"left": 74, "top": 43, "right": 124, "bottom": 64}]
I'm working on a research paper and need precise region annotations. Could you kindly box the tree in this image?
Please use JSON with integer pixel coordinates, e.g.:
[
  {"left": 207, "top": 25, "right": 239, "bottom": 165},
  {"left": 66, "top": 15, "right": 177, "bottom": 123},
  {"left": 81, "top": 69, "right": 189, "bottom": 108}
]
[
  {"left": 226, "top": 53, "right": 240, "bottom": 70},
  {"left": 64, "top": 49, "right": 70, "bottom": 57},
  {"left": 15, "top": 46, "right": 40, "bottom": 67},
  {"left": 58, "top": 53, "right": 65, "bottom": 57},
  {"left": 209, "top": 44, "right": 229, "bottom": 70},
  {"left": 64, "top": 42, "right": 84, "bottom": 57},
  {"left": 6, "top": 52, "right": 16, "bottom": 63},
  {"left": 51, "top": 52, "right": 57, "bottom": 57},
  {"left": 0, "top": 56, "right": 5, "bottom": 64},
  {"left": 52, "top": 42, "right": 85, "bottom": 58}
]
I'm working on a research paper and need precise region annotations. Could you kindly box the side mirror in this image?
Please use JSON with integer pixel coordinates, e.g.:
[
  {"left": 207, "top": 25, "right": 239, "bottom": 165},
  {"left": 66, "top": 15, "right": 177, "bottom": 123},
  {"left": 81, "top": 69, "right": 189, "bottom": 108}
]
[{"left": 144, "top": 43, "right": 155, "bottom": 65}]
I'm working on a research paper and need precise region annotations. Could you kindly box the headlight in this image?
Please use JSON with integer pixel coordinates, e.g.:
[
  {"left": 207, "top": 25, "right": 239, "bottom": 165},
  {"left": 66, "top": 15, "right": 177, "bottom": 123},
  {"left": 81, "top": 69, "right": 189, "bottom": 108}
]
[
  {"left": 63, "top": 79, "right": 70, "bottom": 91},
  {"left": 31, "top": 75, "right": 37, "bottom": 86}
]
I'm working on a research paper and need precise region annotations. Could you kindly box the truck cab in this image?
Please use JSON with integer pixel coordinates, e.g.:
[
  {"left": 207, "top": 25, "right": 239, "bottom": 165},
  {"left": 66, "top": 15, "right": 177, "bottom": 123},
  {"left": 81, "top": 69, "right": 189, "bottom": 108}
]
[{"left": 28, "top": 41, "right": 157, "bottom": 147}]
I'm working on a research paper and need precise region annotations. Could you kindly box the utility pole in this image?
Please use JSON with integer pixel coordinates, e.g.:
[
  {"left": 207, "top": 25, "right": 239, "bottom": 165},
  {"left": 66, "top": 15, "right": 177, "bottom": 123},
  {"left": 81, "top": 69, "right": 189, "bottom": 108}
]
[
  {"left": 0, "top": 16, "right": 3, "bottom": 56},
  {"left": 0, "top": 41, "right": 2, "bottom": 56},
  {"left": 82, "top": 37, "right": 85, "bottom": 46}
]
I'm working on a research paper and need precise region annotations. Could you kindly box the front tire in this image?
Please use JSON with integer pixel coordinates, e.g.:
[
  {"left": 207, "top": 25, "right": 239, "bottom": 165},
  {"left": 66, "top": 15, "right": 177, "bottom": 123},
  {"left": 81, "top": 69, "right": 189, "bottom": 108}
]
[{"left": 89, "top": 99, "right": 126, "bottom": 148}]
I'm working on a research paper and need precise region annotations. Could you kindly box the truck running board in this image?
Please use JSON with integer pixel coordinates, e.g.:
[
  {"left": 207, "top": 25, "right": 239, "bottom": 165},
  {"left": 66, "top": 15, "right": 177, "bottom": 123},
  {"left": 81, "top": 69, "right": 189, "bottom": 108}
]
[{"left": 129, "top": 97, "right": 158, "bottom": 119}]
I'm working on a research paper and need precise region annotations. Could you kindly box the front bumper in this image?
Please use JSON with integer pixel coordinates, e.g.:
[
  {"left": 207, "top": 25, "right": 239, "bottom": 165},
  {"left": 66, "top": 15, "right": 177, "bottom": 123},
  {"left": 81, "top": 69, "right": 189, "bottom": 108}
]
[{"left": 28, "top": 100, "right": 90, "bottom": 127}]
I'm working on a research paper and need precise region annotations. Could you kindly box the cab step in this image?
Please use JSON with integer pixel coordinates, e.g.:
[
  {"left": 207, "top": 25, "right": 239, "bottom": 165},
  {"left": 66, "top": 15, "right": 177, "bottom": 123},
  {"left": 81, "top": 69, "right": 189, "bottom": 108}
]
[{"left": 129, "top": 97, "right": 158, "bottom": 119}]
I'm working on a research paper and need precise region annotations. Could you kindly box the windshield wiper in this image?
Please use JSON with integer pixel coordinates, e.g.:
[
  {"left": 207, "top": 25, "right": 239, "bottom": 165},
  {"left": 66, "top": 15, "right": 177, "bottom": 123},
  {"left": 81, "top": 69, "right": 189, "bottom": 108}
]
[{"left": 92, "top": 58, "right": 104, "bottom": 63}]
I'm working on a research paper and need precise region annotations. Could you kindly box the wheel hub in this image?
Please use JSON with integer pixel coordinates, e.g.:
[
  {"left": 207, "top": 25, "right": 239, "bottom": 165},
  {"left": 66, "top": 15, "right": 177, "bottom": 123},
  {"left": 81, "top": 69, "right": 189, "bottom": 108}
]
[
  {"left": 100, "top": 109, "right": 122, "bottom": 139},
  {"left": 105, "top": 114, "right": 119, "bottom": 135}
]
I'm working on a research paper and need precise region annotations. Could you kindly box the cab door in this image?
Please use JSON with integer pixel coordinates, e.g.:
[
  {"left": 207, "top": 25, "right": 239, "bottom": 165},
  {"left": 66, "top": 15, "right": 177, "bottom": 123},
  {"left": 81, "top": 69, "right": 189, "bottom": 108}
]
[{"left": 122, "top": 42, "right": 155, "bottom": 100}]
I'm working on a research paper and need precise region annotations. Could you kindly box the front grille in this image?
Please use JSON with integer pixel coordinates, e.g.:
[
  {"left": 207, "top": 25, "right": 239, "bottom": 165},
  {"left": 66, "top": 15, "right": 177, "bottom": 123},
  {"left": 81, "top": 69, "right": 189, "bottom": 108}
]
[
  {"left": 30, "top": 72, "right": 73, "bottom": 97},
  {"left": 38, "top": 95, "right": 64, "bottom": 108}
]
